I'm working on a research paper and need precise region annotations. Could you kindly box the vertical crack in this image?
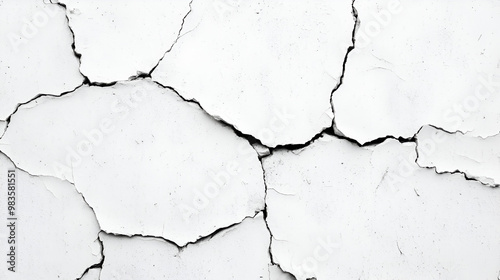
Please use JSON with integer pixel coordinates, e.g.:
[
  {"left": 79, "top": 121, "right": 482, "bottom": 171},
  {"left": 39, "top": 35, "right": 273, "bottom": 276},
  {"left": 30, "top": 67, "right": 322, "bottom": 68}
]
[
  {"left": 71, "top": 179, "right": 105, "bottom": 280},
  {"left": 330, "top": 0, "right": 359, "bottom": 134}
]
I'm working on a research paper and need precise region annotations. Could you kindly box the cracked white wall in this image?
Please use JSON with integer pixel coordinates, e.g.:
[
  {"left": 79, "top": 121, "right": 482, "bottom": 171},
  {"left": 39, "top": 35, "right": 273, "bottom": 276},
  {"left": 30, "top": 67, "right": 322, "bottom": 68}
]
[{"left": 0, "top": 0, "right": 499, "bottom": 279}]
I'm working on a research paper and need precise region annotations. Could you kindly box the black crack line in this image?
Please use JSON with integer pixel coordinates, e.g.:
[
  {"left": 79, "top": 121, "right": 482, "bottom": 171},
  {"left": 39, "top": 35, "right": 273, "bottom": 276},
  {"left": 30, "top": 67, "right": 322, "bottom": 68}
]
[
  {"left": 50, "top": 1, "right": 119, "bottom": 86},
  {"left": 100, "top": 211, "right": 263, "bottom": 251},
  {"left": 0, "top": 151, "right": 39, "bottom": 178},
  {"left": 75, "top": 234, "right": 105, "bottom": 280},
  {"left": 0, "top": 152, "right": 105, "bottom": 280},
  {"left": 152, "top": 80, "right": 268, "bottom": 147},
  {"left": 259, "top": 156, "right": 298, "bottom": 280},
  {"left": 50, "top": 1, "right": 89, "bottom": 85},
  {"left": 1, "top": 82, "right": 84, "bottom": 140},
  {"left": 328, "top": 0, "right": 359, "bottom": 138},
  {"left": 414, "top": 125, "right": 500, "bottom": 188},
  {"left": 145, "top": 0, "right": 195, "bottom": 78}
]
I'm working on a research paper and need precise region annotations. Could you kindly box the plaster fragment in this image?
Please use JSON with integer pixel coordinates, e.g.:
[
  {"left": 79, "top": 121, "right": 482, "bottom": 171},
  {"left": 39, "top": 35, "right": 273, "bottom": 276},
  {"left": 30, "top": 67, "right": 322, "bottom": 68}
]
[
  {"left": 0, "top": 0, "right": 83, "bottom": 121},
  {"left": 0, "top": 80, "right": 265, "bottom": 246},
  {"left": 153, "top": 0, "right": 355, "bottom": 147}
]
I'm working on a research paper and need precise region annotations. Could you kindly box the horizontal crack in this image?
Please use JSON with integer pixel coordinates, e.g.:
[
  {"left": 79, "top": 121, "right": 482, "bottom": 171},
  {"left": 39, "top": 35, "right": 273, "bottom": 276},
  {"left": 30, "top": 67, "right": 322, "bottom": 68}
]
[
  {"left": 0, "top": 152, "right": 105, "bottom": 280},
  {"left": 330, "top": 0, "right": 359, "bottom": 142},
  {"left": 100, "top": 211, "right": 263, "bottom": 250},
  {"left": 414, "top": 124, "right": 500, "bottom": 188}
]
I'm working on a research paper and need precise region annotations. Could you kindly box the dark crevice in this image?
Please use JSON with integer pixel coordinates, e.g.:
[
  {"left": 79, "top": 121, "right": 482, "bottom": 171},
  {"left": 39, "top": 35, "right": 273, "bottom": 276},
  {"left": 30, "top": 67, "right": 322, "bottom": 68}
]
[
  {"left": 75, "top": 234, "right": 105, "bottom": 280},
  {"left": 270, "top": 126, "right": 416, "bottom": 155},
  {"left": 413, "top": 125, "right": 500, "bottom": 188},
  {"left": 69, "top": 179, "right": 105, "bottom": 280},
  {"left": 45, "top": 0, "right": 407, "bottom": 156},
  {"left": 0, "top": 151, "right": 40, "bottom": 178},
  {"left": 87, "top": 81, "right": 118, "bottom": 87},
  {"left": 129, "top": 72, "right": 152, "bottom": 80},
  {"left": 330, "top": 128, "right": 416, "bottom": 147},
  {"left": 417, "top": 165, "right": 499, "bottom": 188},
  {"left": 1, "top": 83, "right": 84, "bottom": 139},
  {"left": 0, "top": 152, "right": 105, "bottom": 280},
  {"left": 271, "top": 0, "right": 360, "bottom": 154},
  {"left": 100, "top": 211, "right": 262, "bottom": 251},
  {"left": 259, "top": 156, "right": 298, "bottom": 280},
  {"left": 330, "top": 0, "right": 359, "bottom": 140},
  {"left": 274, "top": 265, "right": 298, "bottom": 280},
  {"left": 148, "top": 0, "right": 194, "bottom": 76},
  {"left": 1, "top": 0, "right": 120, "bottom": 138},
  {"left": 152, "top": 80, "right": 268, "bottom": 148},
  {"left": 271, "top": 127, "right": 332, "bottom": 152},
  {"left": 179, "top": 211, "right": 262, "bottom": 250},
  {"left": 421, "top": 123, "right": 500, "bottom": 140}
]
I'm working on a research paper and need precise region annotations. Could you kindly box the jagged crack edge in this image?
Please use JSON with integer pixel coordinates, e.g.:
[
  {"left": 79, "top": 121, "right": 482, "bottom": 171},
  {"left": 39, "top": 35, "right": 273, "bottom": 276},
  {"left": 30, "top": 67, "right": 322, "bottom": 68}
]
[
  {"left": 329, "top": 0, "right": 359, "bottom": 142},
  {"left": 1, "top": 83, "right": 85, "bottom": 139},
  {"left": 75, "top": 234, "right": 104, "bottom": 280},
  {"left": 414, "top": 125, "right": 500, "bottom": 188},
  {"left": 51, "top": 1, "right": 120, "bottom": 86},
  {"left": 259, "top": 156, "right": 298, "bottom": 280},
  {"left": 0, "top": 151, "right": 105, "bottom": 280},
  {"left": 146, "top": 0, "right": 194, "bottom": 77}
]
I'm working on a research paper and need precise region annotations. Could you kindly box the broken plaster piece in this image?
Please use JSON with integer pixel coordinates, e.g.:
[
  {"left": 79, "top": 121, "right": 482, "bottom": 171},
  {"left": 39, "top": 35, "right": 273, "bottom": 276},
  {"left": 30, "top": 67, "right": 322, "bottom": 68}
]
[
  {"left": 152, "top": 0, "right": 354, "bottom": 147},
  {"left": 264, "top": 136, "right": 500, "bottom": 280},
  {"left": 0, "top": 153, "right": 101, "bottom": 280},
  {"left": 0, "top": 0, "right": 83, "bottom": 121},
  {"left": 58, "top": 0, "right": 192, "bottom": 83},
  {"left": 416, "top": 125, "right": 500, "bottom": 187},
  {"left": 333, "top": 0, "right": 500, "bottom": 144},
  {"left": 99, "top": 214, "right": 271, "bottom": 280},
  {"left": 269, "top": 265, "right": 296, "bottom": 280},
  {"left": 252, "top": 142, "right": 271, "bottom": 158},
  {"left": 0, "top": 80, "right": 265, "bottom": 247}
]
